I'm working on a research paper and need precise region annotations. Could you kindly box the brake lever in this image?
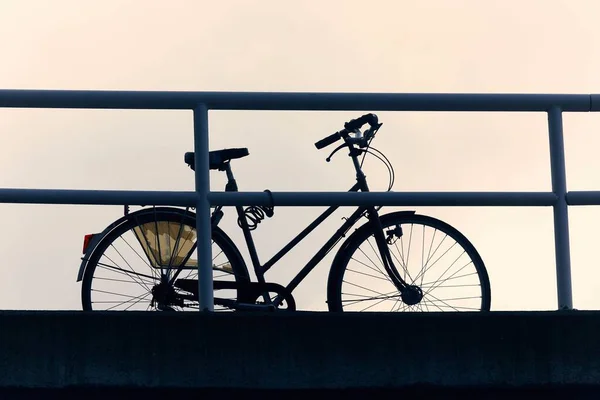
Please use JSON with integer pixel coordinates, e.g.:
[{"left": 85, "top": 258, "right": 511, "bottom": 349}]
[{"left": 325, "top": 143, "right": 348, "bottom": 162}]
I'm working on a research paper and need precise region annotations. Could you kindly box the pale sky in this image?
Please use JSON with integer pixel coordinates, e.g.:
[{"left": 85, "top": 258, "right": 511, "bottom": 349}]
[{"left": 1, "top": 0, "right": 600, "bottom": 311}]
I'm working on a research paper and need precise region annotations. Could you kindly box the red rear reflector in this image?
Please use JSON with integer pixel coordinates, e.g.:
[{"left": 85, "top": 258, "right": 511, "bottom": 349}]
[{"left": 83, "top": 234, "right": 94, "bottom": 254}]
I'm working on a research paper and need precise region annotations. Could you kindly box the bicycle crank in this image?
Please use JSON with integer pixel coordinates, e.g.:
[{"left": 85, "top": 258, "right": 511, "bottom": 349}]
[{"left": 174, "top": 279, "right": 297, "bottom": 312}]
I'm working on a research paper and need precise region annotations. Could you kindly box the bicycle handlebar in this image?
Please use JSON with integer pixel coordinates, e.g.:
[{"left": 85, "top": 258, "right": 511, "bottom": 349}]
[
  {"left": 344, "top": 113, "right": 379, "bottom": 131},
  {"left": 314, "top": 132, "right": 342, "bottom": 149},
  {"left": 314, "top": 113, "right": 379, "bottom": 150}
]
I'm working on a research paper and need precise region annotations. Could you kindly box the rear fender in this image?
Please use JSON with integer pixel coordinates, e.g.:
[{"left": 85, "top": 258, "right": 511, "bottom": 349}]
[
  {"left": 76, "top": 207, "right": 196, "bottom": 282},
  {"left": 76, "top": 214, "right": 133, "bottom": 282}
]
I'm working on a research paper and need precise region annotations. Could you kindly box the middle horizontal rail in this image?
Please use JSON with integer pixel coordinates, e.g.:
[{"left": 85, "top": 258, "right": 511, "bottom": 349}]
[
  {"left": 207, "top": 192, "right": 557, "bottom": 207},
  {"left": 0, "top": 189, "right": 558, "bottom": 207}
]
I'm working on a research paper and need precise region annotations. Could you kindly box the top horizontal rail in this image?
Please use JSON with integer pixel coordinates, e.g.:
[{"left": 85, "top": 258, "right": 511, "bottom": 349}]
[{"left": 0, "top": 89, "right": 600, "bottom": 112}]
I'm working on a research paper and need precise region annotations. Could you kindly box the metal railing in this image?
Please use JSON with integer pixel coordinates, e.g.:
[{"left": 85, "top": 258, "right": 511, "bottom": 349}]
[{"left": 2, "top": 89, "right": 600, "bottom": 311}]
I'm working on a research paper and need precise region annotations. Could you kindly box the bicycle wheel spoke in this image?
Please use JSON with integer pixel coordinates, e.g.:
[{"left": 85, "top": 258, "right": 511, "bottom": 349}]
[
  {"left": 420, "top": 271, "right": 478, "bottom": 287},
  {"left": 420, "top": 224, "right": 426, "bottom": 286},
  {"left": 93, "top": 276, "right": 151, "bottom": 285},
  {"left": 420, "top": 298, "right": 480, "bottom": 311},
  {"left": 425, "top": 259, "right": 474, "bottom": 296},
  {"left": 342, "top": 279, "right": 387, "bottom": 297},
  {"left": 361, "top": 239, "right": 392, "bottom": 283},
  {"left": 426, "top": 295, "right": 482, "bottom": 303},
  {"left": 165, "top": 220, "right": 186, "bottom": 278},
  {"left": 391, "top": 297, "right": 403, "bottom": 312},
  {"left": 108, "top": 245, "right": 154, "bottom": 292},
  {"left": 120, "top": 235, "right": 153, "bottom": 271},
  {"left": 391, "top": 241, "right": 413, "bottom": 283},
  {"left": 421, "top": 283, "right": 481, "bottom": 289},
  {"left": 422, "top": 291, "right": 461, "bottom": 311},
  {"left": 121, "top": 292, "right": 153, "bottom": 311},
  {"left": 341, "top": 290, "right": 400, "bottom": 304},
  {"left": 107, "top": 251, "right": 156, "bottom": 291},
  {"left": 349, "top": 255, "right": 393, "bottom": 283},
  {"left": 418, "top": 227, "right": 437, "bottom": 288},
  {"left": 365, "top": 236, "right": 383, "bottom": 266},
  {"left": 152, "top": 212, "right": 164, "bottom": 279},
  {"left": 95, "top": 259, "right": 157, "bottom": 296},
  {"left": 91, "top": 288, "right": 150, "bottom": 301},
  {"left": 166, "top": 225, "right": 196, "bottom": 282},
  {"left": 404, "top": 223, "right": 414, "bottom": 280},
  {"left": 354, "top": 247, "right": 394, "bottom": 285},
  {"left": 411, "top": 240, "right": 457, "bottom": 285},
  {"left": 95, "top": 260, "right": 158, "bottom": 284},
  {"left": 420, "top": 297, "right": 445, "bottom": 312},
  {"left": 360, "top": 295, "right": 393, "bottom": 312},
  {"left": 346, "top": 267, "right": 390, "bottom": 282}
]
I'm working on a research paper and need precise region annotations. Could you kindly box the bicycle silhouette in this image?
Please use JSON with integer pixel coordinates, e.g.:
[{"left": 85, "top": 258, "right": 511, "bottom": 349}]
[{"left": 77, "top": 113, "right": 491, "bottom": 312}]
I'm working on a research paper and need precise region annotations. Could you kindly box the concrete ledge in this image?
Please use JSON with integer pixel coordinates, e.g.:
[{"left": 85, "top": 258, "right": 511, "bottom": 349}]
[
  {"left": 0, "top": 310, "right": 599, "bottom": 390},
  {"left": 2, "top": 386, "right": 600, "bottom": 400}
]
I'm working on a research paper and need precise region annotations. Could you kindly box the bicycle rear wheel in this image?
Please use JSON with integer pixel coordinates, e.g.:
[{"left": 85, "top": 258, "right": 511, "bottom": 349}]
[
  {"left": 81, "top": 207, "right": 249, "bottom": 311},
  {"left": 327, "top": 212, "right": 491, "bottom": 312}
]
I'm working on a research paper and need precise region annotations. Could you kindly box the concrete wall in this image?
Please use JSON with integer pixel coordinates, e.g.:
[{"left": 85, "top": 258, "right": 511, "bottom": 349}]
[{"left": 1, "top": 310, "right": 599, "bottom": 393}]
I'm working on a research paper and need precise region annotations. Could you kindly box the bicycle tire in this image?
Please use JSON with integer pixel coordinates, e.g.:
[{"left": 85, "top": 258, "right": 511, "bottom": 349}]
[
  {"left": 327, "top": 212, "right": 491, "bottom": 312},
  {"left": 81, "top": 207, "right": 249, "bottom": 311}
]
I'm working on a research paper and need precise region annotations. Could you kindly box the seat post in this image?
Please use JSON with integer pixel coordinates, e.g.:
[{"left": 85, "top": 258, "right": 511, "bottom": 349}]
[{"left": 223, "top": 163, "right": 238, "bottom": 192}]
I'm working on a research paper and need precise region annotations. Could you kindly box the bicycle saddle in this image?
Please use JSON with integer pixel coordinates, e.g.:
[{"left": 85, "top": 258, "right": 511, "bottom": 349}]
[{"left": 185, "top": 148, "right": 249, "bottom": 171}]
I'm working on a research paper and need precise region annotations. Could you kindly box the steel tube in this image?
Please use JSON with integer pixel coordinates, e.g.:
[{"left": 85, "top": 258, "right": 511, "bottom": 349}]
[
  {"left": 0, "top": 89, "right": 594, "bottom": 112},
  {"left": 548, "top": 107, "right": 573, "bottom": 310},
  {"left": 0, "top": 188, "right": 197, "bottom": 206},
  {"left": 566, "top": 191, "right": 600, "bottom": 205},
  {"left": 207, "top": 191, "right": 557, "bottom": 207},
  {"left": 0, "top": 189, "right": 559, "bottom": 207},
  {"left": 193, "top": 104, "right": 214, "bottom": 312}
]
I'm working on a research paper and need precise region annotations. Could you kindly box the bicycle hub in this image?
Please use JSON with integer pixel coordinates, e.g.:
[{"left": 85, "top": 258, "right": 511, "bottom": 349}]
[
  {"left": 151, "top": 282, "right": 183, "bottom": 309},
  {"left": 401, "top": 285, "right": 424, "bottom": 306}
]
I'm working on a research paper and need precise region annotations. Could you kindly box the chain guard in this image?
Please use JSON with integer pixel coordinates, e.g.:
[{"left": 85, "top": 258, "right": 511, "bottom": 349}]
[{"left": 174, "top": 278, "right": 297, "bottom": 311}]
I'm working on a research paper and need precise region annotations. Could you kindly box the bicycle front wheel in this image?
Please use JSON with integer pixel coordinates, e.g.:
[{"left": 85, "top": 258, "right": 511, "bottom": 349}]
[
  {"left": 81, "top": 207, "right": 249, "bottom": 311},
  {"left": 327, "top": 212, "right": 491, "bottom": 312}
]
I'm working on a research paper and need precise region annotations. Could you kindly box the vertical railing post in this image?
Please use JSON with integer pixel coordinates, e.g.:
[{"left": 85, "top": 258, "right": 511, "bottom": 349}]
[
  {"left": 193, "top": 104, "right": 214, "bottom": 312},
  {"left": 548, "top": 106, "right": 573, "bottom": 310}
]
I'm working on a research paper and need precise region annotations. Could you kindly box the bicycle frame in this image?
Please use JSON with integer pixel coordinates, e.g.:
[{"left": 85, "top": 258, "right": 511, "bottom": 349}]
[
  {"left": 238, "top": 180, "right": 367, "bottom": 294},
  {"left": 219, "top": 147, "right": 407, "bottom": 305}
]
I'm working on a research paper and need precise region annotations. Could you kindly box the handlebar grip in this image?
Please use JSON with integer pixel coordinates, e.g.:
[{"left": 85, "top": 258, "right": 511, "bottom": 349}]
[
  {"left": 315, "top": 132, "right": 341, "bottom": 149},
  {"left": 344, "top": 113, "right": 379, "bottom": 131}
]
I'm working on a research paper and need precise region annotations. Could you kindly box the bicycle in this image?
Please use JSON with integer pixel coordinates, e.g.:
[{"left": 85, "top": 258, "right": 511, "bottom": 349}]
[{"left": 76, "top": 113, "right": 491, "bottom": 312}]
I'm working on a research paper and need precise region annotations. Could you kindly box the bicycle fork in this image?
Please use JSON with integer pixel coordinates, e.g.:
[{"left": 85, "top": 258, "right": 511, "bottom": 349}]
[{"left": 367, "top": 208, "right": 423, "bottom": 306}]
